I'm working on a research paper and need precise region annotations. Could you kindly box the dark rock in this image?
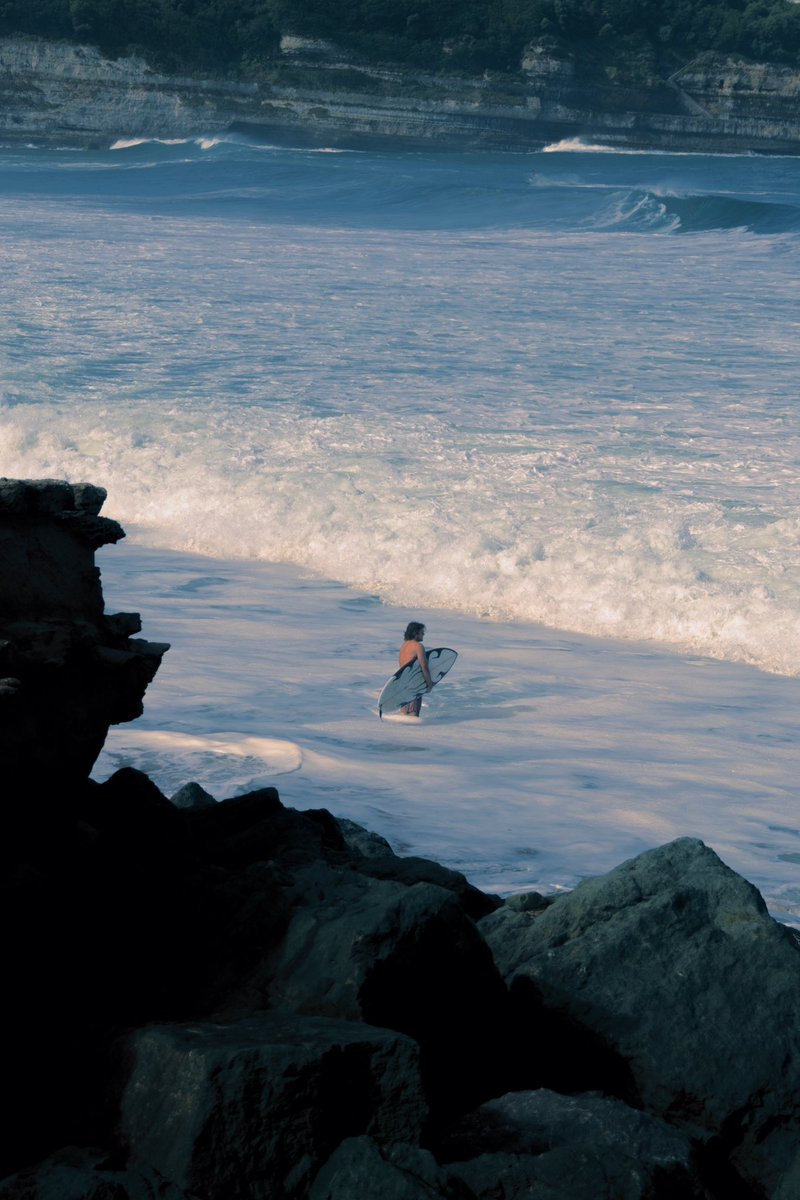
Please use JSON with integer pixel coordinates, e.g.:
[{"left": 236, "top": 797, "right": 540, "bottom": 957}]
[
  {"left": 0, "top": 1146, "right": 188, "bottom": 1200},
  {"left": 310, "top": 1137, "right": 473, "bottom": 1200},
  {"left": 71, "top": 482, "right": 108, "bottom": 515},
  {"left": 8, "top": 475, "right": 800, "bottom": 1199},
  {"left": 184, "top": 788, "right": 348, "bottom": 868},
  {"left": 0, "top": 477, "right": 75, "bottom": 515},
  {"left": 336, "top": 816, "right": 395, "bottom": 858},
  {"left": 77, "top": 768, "right": 187, "bottom": 857},
  {"left": 480, "top": 837, "right": 800, "bottom": 1197},
  {"left": 449, "top": 1148, "right": 696, "bottom": 1200},
  {"left": 440, "top": 1089, "right": 711, "bottom": 1200},
  {"left": 104, "top": 612, "right": 143, "bottom": 638},
  {"left": 0, "top": 478, "right": 168, "bottom": 785},
  {"left": 253, "top": 862, "right": 511, "bottom": 1120},
  {"left": 170, "top": 780, "right": 217, "bottom": 809},
  {"left": 335, "top": 818, "right": 499, "bottom": 921},
  {"left": 116, "top": 1015, "right": 427, "bottom": 1200},
  {"left": 355, "top": 855, "right": 500, "bottom": 922},
  {"left": 503, "top": 891, "right": 554, "bottom": 914}
]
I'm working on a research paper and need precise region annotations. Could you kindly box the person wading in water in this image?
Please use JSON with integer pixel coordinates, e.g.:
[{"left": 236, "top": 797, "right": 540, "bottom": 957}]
[{"left": 398, "top": 621, "right": 433, "bottom": 717}]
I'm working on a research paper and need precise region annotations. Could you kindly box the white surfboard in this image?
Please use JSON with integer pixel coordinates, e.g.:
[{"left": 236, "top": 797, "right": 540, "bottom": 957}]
[{"left": 378, "top": 647, "right": 458, "bottom": 718}]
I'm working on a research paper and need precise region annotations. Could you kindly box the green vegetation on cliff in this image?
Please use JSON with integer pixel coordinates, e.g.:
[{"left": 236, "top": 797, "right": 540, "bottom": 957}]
[{"left": 2, "top": 0, "right": 800, "bottom": 75}]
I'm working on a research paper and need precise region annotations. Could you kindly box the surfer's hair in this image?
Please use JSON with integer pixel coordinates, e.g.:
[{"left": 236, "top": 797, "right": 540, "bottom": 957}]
[{"left": 404, "top": 622, "right": 425, "bottom": 641}]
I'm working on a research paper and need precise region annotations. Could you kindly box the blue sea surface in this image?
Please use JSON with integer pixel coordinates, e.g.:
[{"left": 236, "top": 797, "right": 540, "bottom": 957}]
[
  {"left": 3, "top": 133, "right": 798, "bottom": 673},
  {"left": 3, "top": 132, "right": 800, "bottom": 911}
]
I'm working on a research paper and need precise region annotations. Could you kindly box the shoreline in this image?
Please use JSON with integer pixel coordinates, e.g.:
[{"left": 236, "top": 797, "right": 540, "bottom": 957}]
[
  {"left": 5, "top": 478, "right": 800, "bottom": 1198},
  {"left": 97, "top": 539, "right": 800, "bottom": 926},
  {"left": 3, "top": 34, "right": 800, "bottom": 158}
]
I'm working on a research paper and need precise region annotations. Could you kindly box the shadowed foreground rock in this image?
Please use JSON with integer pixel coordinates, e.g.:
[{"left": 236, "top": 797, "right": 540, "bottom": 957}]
[
  {"left": 0, "top": 477, "right": 168, "bottom": 785},
  {"left": 480, "top": 837, "right": 800, "bottom": 1198},
  {"left": 439, "top": 1090, "right": 711, "bottom": 1200},
  {"left": 3, "top": 478, "right": 800, "bottom": 1200},
  {"left": 117, "top": 1016, "right": 427, "bottom": 1200}
]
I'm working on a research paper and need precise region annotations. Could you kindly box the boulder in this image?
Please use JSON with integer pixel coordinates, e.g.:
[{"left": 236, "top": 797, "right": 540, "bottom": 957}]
[
  {"left": 336, "top": 816, "right": 395, "bottom": 858},
  {"left": 117, "top": 1015, "right": 427, "bottom": 1200},
  {"left": 184, "top": 787, "right": 349, "bottom": 869},
  {"left": 244, "top": 861, "right": 511, "bottom": 1118},
  {"left": 310, "top": 1137, "right": 473, "bottom": 1200},
  {"left": 480, "top": 838, "right": 800, "bottom": 1196},
  {"left": 0, "top": 478, "right": 168, "bottom": 785},
  {"left": 0, "top": 1146, "right": 188, "bottom": 1200},
  {"left": 170, "top": 780, "right": 217, "bottom": 809},
  {"left": 440, "top": 1089, "right": 711, "bottom": 1200},
  {"left": 355, "top": 854, "right": 500, "bottom": 922}
]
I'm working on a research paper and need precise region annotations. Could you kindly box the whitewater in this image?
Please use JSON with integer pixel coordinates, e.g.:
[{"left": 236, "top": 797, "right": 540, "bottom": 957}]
[{"left": 2, "top": 134, "right": 799, "bottom": 920}]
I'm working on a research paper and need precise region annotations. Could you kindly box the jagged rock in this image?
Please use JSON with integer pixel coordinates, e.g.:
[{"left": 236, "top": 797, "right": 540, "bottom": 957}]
[
  {"left": 170, "top": 780, "right": 217, "bottom": 809},
  {"left": 0, "top": 478, "right": 168, "bottom": 784},
  {"left": 310, "top": 1137, "right": 472, "bottom": 1200},
  {"left": 0, "top": 768, "right": 282, "bottom": 1174},
  {"left": 440, "top": 1090, "right": 711, "bottom": 1200},
  {"left": 0, "top": 1146, "right": 188, "bottom": 1200},
  {"left": 336, "top": 816, "right": 395, "bottom": 858},
  {"left": 117, "top": 1016, "right": 427, "bottom": 1200},
  {"left": 479, "top": 837, "right": 800, "bottom": 1197},
  {"left": 355, "top": 855, "right": 500, "bottom": 922},
  {"left": 188, "top": 797, "right": 497, "bottom": 919},
  {"left": 503, "top": 891, "right": 554, "bottom": 914},
  {"left": 184, "top": 787, "right": 349, "bottom": 868},
  {"left": 247, "top": 861, "right": 511, "bottom": 1118},
  {"left": 448, "top": 1148, "right": 697, "bottom": 1200}
]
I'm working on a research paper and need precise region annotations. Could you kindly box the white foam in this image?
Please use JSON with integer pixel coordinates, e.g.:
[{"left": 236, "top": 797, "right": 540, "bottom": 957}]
[
  {"left": 1, "top": 199, "right": 798, "bottom": 677},
  {"left": 110, "top": 137, "right": 191, "bottom": 150},
  {"left": 96, "top": 729, "right": 302, "bottom": 797},
  {"left": 95, "top": 545, "right": 800, "bottom": 927},
  {"left": 543, "top": 138, "right": 623, "bottom": 154},
  {"left": 5, "top": 391, "right": 799, "bottom": 676}
]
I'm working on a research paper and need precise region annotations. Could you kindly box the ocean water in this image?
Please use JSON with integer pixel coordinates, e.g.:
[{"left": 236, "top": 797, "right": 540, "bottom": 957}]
[{"left": 2, "top": 133, "right": 799, "bottom": 919}]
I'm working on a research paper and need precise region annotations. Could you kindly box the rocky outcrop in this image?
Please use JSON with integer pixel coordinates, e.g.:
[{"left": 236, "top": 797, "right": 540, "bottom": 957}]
[
  {"left": 440, "top": 1090, "right": 710, "bottom": 1200},
  {"left": 0, "top": 37, "right": 260, "bottom": 141},
  {"left": 480, "top": 837, "right": 800, "bottom": 1198},
  {"left": 0, "top": 477, "right": 168, "bottom": 785},
  {"left": 118, "top": 1016, "right": 427, "bottom": 1200},
  {"left": 4, "top": 477, "right": 800, "bottom": 1199},
  {"left": 2, "top": 34, "right": 800, "bottom": 152}
]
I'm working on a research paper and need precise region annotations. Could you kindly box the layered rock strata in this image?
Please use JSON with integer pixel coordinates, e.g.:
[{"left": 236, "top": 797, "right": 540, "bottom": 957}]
[{"left": 2, "top": 34, "right": 800, "bottom": 153}]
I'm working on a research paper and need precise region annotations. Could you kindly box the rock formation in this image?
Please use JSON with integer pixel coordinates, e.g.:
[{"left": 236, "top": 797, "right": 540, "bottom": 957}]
[
  {"left": 2, "top": 33, "right": 800, "bottom": 154},
  {"left": 2, "top": 478, "right": 800, "bottom": 1199},
  {"left": 0, "top": 477, "right": 168, "bottom": 785}
]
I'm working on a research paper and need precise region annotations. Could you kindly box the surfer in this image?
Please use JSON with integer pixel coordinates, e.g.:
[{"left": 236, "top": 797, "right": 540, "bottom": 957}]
[{"left": 398, "top": 622, "right": 433, "bottom": 717}]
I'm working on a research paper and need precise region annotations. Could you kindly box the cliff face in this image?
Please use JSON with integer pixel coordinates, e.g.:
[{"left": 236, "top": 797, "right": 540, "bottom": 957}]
[
  {"left": 0, "top": 36, "right": 260, "bottom": 141},
  {"left": 1, "top": 33, "right": 800, "bottom": 153},
  {"left": 0, "top": 477, "right": 168, "bottom": 785}
]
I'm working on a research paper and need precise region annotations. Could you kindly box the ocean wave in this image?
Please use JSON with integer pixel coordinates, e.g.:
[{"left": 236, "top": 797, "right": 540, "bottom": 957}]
[
  {"left": 110, "top": 137, "right": 192, "bottom": 150},
  {"left": 1, "top": 139, "right": 797, "bottom": 236},
  {"left": 4, "top": 402, "right": 800, "bottom": 677},
  {"left": 665, "top": 192, "right": 800, "bottom": 233},
  {"left": 527, "top": 176, "right": 800, "bottom": 235},
  {"left": 543, "top": 138, "right": 628, "bottom": 154}
]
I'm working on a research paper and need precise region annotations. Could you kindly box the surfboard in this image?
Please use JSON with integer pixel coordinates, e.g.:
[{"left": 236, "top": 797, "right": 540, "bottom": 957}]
[{"left": 378, "top": 647, "right": 458, "bottom": 718}]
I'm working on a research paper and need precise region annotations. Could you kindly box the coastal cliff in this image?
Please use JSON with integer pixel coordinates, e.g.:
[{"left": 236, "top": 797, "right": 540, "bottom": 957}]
[
  {"left": 3, "top": 478, "right": 800, "bottom": 1199},
  {"left": 2, "top": 33, "right": 800, "bottom": 152}
]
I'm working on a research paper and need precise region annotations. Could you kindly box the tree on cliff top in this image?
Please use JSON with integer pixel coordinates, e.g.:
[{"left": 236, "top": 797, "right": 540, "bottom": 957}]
[{"left": 0, "top": 0, "right": 799, "bottom": 73}]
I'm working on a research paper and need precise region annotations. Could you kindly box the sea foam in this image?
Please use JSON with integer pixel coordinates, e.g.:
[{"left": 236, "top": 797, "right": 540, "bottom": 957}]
[{"left": 2, "top": 147, "right": 799, "bottom": 677}]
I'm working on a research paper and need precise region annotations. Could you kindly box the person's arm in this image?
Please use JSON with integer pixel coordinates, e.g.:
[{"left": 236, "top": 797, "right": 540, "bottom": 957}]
[{"left": 415, "top": 642, "right": 433, "bottom": 690}]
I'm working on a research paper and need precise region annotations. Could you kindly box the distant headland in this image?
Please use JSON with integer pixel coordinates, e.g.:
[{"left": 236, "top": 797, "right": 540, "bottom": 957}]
[{"left": 2, "top": 0, "right": 800, "bottom": 154}]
